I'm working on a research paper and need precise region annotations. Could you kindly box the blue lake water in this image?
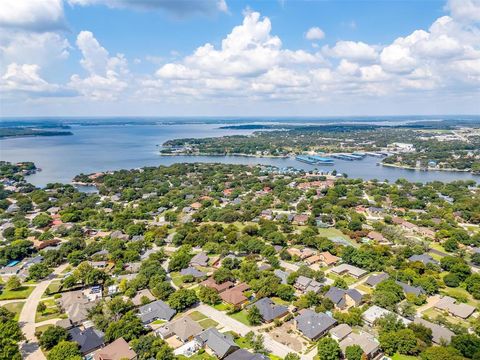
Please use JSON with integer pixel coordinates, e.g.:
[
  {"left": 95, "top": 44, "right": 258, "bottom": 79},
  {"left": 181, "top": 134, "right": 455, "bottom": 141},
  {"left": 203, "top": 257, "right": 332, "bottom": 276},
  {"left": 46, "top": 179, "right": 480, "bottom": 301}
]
[{"left": 1, "top": 122, "right": 478, "bottom": 186}]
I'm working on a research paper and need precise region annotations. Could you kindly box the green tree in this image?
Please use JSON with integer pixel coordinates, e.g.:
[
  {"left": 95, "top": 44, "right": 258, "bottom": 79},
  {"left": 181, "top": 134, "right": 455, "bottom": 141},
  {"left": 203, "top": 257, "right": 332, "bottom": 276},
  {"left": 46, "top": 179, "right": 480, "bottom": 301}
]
[
  {"left": 317, "top": 337, "right": 341, "bottom": 360},
  {"left": 46, "top": 341, "right": 82, "bottom": 360},
  {"left": 5, "top": 276, "right": 21, "bottom": 291},
  {"left": 168, "top": 289, "right": 198, "bottom": 311},
  {"left": 28, "top": 263, "right": 52, "bottom": 281},
  {"left": 105, "top": 311, "right": 145, "bottom": 342},
  {"left": 39, "top": 326, "right": 69, "bottom": 350},
  {"left": 0, "top": 306, "right": 23, "bottom": 360},
  {"left": 333, "top": 278, "right": 348, "bottom": 290},
  {"left": 32, "top": 213, "right": 52, "bottom": 228},
  {"left": 451, "top": 334, "right": 480, "bottom": 359},
  {"left": 131, "top": 334, "right": 174, "bottom": 360},
  {"left": 284, "top": 353, "right": 301, "bottom": 360},
  {"left": 198, "top": 286, "right": 221, "bottom": 305},
  {"left": 345, "top": 345, "right": 364, "bottom": 360},
  {"left": 247, "top": 305, "right": 263, "bottom": 326},
  {"left": 420, "top": 346, "right": 465, "bottom": 360}
]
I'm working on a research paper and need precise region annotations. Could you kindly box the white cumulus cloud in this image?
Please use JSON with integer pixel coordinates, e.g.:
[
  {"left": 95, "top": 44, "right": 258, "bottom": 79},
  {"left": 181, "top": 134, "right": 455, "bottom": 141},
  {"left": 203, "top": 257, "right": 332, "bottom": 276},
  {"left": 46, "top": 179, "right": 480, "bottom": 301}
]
[{"left": 305, "top": 27, "right": 325, "bottom": 40}]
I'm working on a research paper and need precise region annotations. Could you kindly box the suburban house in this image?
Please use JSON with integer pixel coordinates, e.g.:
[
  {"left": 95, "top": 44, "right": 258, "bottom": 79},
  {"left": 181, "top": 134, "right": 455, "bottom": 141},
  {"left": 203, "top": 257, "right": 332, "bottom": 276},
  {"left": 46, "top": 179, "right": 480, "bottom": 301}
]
[
  {"left": 434, "top": 296, "right": 476, "bottom": 319},
  {"left": 131, "top": 289, "right": 156, "bottom": 306},
  {"left": 414, "top": 318, "right": 455, "bottom": 345},
  {"left": 318, "top": 251, "right": 340, "bottom": 266},
  {"left": 295, "top": 309, "right": 337, "bottom": 340},
  {"left": 190, "top": 252, "right": 209, "bottom": 267},
  {"left": 58, "top": 290, "right": 98, "bottom": 325},
  {"left": 362, "top": 305, "right": 411, "bottom": 326},
  {"left": 69, "top": 326, "right": 105, "bottom": 355},
  {"left": 395, "top": 281, "right": 425, "bottom": 297},
  {"left": 365, "top": 273, "right": 389, "bottom": 288},
  {"left": 325, "top": 286, "right": 363, "bottom": 310},
  {"left": 273, "top": 269, "right": 290, "bottom": 284},
  {"left": 249, "top": 298, "right": 289, "bottom": 323},
  {"left": 93, "top": 337, "right": 137, "bottom": 360},
  {"left": 339, "top": 332, "right": 381, "bottom": 359},
  {"left": 224, "top": 349, "right": 269, "bottom": 360},
  {"left": 220, "top": 283, "right": 250, "bottom": 307},
  {"left": 180, "top": 267, "right": 207, "bottom": 278},
  {"left": 294, "top": 276, "right": 323, "bottom": 294},
  {"left": 408, "top": 254, "right": 439, "bottom": 266},
  {"left": 329, "top": 323, "right": 353, "bottom": 342},
  {"left": 293, "top": 214, "right": 309, "bottom": 225},
  {"left": 196, "top": 328, "right": 239, "bottom": 359},
  {"left": 201, "top": 278, "right": 234, "bottom": 293},
  {"left": 157, "top": 316, "right": 203, "bottom": 343},
  {"left": 137, "top": 300, "right": 176, "bottom": 324},
  {"left": 330, "top": 264, "right": 368, "bottom": 279}
]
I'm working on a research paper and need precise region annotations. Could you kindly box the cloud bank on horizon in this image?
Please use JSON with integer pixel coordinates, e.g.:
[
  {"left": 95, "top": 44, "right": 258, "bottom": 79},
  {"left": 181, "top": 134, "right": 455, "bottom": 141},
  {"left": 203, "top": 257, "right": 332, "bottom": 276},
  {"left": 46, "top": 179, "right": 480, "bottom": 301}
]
[{"left": 0, "top": 0, "right": 479, "bottom": 116}]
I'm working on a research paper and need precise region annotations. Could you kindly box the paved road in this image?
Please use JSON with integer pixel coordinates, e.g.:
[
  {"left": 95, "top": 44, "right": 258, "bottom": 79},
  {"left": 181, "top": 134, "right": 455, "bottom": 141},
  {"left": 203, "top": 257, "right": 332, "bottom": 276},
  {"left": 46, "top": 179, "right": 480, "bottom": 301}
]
[
  {"left": 0, "top": 298, "right": 26, "bottom": 306},
  {"left": 196, "top": 304, "right": 315, "bottom": 360},
  {"left": 20, "top": 263, "right": 68, "bottom": 360}
]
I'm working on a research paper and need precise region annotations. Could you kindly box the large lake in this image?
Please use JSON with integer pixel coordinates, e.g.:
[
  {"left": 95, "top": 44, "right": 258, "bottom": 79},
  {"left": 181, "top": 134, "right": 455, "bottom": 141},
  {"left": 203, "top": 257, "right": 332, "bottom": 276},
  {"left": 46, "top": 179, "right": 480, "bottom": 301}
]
[{"left": 1, "top": 122, "right": 478, "bottom": 186}]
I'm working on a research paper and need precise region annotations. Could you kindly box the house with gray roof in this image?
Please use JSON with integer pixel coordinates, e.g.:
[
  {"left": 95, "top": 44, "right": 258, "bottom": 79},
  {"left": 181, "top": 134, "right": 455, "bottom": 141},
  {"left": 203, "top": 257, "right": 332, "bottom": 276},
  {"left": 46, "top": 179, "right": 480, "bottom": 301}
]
[
  {"left": 137, "top": 300, "right": 175, "bottom": 324},
  {"left": 414, "top": 317, "right": 454, "bottom": 345},
  {"left": 273, "top": 269, "right": 290, "bottom": 284},
  {"left": 157, "top": 316, "right": 203, "bottom": 343},
  {"left": 69, "top": 326, "right": 105, "bottom": 355},
  {"left": 330, "top": 264, "right": 368, "bottom": 279},
  {"left": 181, "top": 266, "right": 207, "bottom": 278},
  {"left": 295, "top": 309, "right": 337, "bottom": 340},
  {"left": 339, "top": 332, "right": 381, "bottom": 359},
  {"left": 395, "top": 281, "right": 425, "bottom": 297},
  {"left": 434, "top": 296, "right": 476, "bottom": 319},
  {"left": 365, "top": 272, "right": 389, "bottom": 288},
  {"left": 294, "top": 276, "right": 323, "bottom": 294},
  {"left": 329, "top": 324, "right": 352, "bottom": 342},
  {"left": 408, "top": 254, "right": 438, "bottom": 266},
  {"left": 190, "top": 252, "right": 209, "bottom": 267},
  {"left": 224, "top": 349, "right": 269, "bottom": 360},
  {"left": 325, "top": 286, "right": 363, "bottom": 310},
  {"left": 196, "top": 328, "right": 239, "bottom": 359},
  {"left": 249, "top": 298, "right": 289, "bottom": 323}
]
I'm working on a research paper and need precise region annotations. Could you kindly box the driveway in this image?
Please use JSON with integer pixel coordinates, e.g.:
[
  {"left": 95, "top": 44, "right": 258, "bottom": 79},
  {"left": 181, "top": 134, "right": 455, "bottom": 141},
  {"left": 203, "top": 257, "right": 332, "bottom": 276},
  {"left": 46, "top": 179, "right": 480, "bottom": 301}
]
[
  {"left": 20, "top": 263, "right": 68, "bottom": 360},
  {"left": 196, "top": 304, "right": 315, "bottom": 359}
]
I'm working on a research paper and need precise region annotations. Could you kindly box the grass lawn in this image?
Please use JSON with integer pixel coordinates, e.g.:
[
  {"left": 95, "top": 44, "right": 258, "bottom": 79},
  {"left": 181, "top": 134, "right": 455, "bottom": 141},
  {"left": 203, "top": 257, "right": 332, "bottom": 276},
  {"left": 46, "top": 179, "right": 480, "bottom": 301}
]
[
  {"left": 170, "top": 272, "right": 186, "bottom": 288},
  {"left": 152, "top": 319, "right": 166, "bottom": 325},
  {"left": 213, "top": 303, "right": 229, "bottom": 311},
  {"left": 317, "top": 228, "right": 350, "bottom": 240},
  {"left": 428, "top": 251, "right": 444, "bottom": 262},
  {"left": 272, "top": 297, "right": 290, "bottom": 306},
  {"left": 269, "top": 355, "right": 283, "bottom": 360},
  {"left": 440, "top": 287, "right": 478, "bottom": 306},
  {"left": 234, "top": 336, "right": 251, "bottom": 349},
  {"left": 422, "top": 308, "right": 466, "bottom": 327},
  {"left": 35, "top": 324, "right": 54, "bottom": 334},
  {"left": 392, "top": 354, "right": 418, "bottom": 360},
  {"left": 177, "top": 353, "right": 216, "bottom": 360},
  {"left": 3, "top": 302, "right": 25, "bottom": 320},
  {"left": 327, "top": 273, "right": 357, "bottom": 286},
  {"left": 229, "top": 310, "right": 250, "bottom": 326},
  {"left": 428, "top": 242, "right": 447, "bottom": 253},
  {"left": 35, "top": 299, "right": 63, "bottom": 323},
  {"left": 43, "top": 281, "right": 62, "bottom": 297},
  {"left": 198, "top": 318, "right": 219, "bottom": 328},
  {"left": 355, "top": 284, "right": 373, "bottom": 294},
  {"left": 189, "top": 311, "right": 208, "bottom": 321},
  {"left": 0, "top": 286, "right": 35, "bottom": 300}
]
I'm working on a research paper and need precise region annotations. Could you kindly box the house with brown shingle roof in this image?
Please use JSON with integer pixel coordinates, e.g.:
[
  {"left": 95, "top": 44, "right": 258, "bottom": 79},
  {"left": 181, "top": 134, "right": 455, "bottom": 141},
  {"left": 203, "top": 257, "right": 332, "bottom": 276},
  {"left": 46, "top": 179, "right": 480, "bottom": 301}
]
[
  {"left": 93, "top": 337, "right": 137, "bottom": 360},
  {"left": 201, "top": 277, "right": 234, "bottom": 293},
  {"left": 318, "top": 251, "right": 340, "bottom": 266}
]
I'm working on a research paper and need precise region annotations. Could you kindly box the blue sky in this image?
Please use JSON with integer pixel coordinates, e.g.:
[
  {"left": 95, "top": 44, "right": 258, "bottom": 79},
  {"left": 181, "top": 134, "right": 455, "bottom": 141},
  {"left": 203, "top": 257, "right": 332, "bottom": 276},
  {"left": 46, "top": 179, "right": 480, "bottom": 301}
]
[{"left": 1, "top": 0, "right": 479, "bottom": 116}]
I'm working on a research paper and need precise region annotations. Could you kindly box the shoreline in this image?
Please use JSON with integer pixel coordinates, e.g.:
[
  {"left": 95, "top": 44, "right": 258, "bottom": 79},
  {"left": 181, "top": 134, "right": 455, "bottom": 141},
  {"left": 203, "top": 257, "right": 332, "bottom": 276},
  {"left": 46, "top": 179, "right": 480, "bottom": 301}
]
[
  {"left": 159, "top": 152, "right": 290, "bottom": 159},
  {"left": 380, "top": 162, "right": 476, "bottom": 174}
]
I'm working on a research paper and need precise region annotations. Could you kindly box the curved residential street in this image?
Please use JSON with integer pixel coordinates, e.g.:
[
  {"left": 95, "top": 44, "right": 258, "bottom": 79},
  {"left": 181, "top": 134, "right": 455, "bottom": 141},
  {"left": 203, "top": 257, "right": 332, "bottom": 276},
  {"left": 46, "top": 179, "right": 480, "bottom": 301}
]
[{"left": 20, "top": 263, "right": 68, "bottom": 360}]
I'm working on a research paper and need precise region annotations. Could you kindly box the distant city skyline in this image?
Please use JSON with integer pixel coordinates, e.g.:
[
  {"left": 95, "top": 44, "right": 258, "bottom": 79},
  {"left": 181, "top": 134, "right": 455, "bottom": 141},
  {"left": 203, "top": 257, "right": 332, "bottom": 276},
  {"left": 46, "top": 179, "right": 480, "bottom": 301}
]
[{"left": 1, "top": 0, "right": 479, "bottom": 116}]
